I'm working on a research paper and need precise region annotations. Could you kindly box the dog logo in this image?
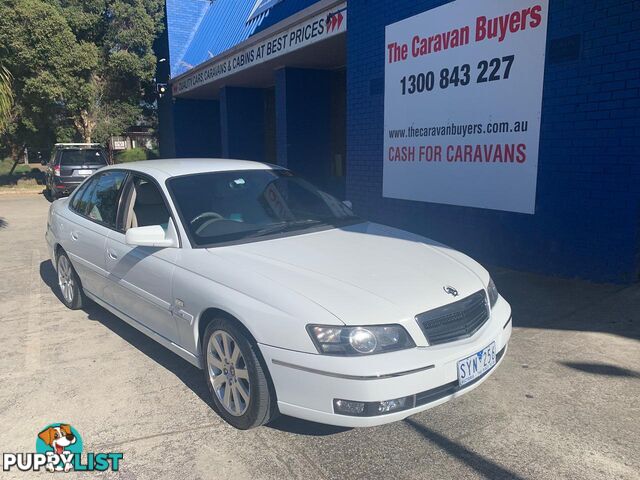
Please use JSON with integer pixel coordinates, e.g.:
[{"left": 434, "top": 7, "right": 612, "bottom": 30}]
[
  {"left": 36, "top": 423, "right": 82, "bottom": 472},
  {"left": 2, "top": 423, "right": 123, "bottom": 473},
  {"left": 443, "top": 285, "right": 459, "bottom": 297}
]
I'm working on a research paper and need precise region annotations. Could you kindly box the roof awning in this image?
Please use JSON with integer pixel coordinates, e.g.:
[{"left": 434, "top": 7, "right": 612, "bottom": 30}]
[
  {"left": 171, "top": 0, "right": 347, "bottom": 98},
  {"left": 246, "top": 0, "right": 284, "bottom": 23}
]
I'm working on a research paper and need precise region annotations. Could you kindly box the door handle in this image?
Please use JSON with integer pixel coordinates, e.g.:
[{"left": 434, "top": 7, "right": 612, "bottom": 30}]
[
  {"left": 107, "top": 250, "right": 118, "bottom": 260},
  {"left": 71, "top": 232, "right": 79, "bottom": 241}
]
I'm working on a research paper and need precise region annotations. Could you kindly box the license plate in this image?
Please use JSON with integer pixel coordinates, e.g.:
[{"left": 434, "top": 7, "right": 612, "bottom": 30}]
[
  {"left": 457, "top": 342, "right": 497, "bottom": 387},
  {"left": 76, "top": 169, "right": 92, "bottom": 176}
]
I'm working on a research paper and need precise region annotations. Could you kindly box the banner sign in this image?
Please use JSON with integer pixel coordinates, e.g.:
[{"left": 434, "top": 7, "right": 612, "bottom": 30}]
[
  {"left": 172, "top": 3, "right": 347, "bottom": 96},
  {"left": 383, "top": 0, "right": 548, "bottom": 214}
]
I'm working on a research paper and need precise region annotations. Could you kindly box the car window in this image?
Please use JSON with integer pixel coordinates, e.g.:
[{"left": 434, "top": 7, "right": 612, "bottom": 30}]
[
  {"left": 59, "top": 149, "right": 107, "bottom": 166},
  {"left": 124, "top": 176, "right": 171, "bottom": 231},
  {"left": 71, "top": 176, "right": 100, "bottom": 216},
  {"left": 168, "top": 170, "right": 360, "bottom": 246},
  {"left": 69, "top": 180, "right": 93, "bottom": 212},
  {"left": 81, "top": 171, "right": 127, "bottom": 228}
]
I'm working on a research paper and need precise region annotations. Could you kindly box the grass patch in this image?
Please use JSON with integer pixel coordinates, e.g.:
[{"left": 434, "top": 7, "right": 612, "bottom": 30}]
[
  {"left": 0, "top": 158, "right": 44, "bottom": 189},
  {"left": 0, "top": 158, "right": 31, "bottom": 175}
]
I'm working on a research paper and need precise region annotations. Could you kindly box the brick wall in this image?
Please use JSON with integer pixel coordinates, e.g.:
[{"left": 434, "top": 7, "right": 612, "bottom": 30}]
[{"left": 346, "top": 0, "right": 640, "bottom": 283}]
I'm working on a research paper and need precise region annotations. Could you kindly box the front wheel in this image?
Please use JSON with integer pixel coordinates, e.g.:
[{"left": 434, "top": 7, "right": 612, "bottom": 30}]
[
  {"left": 203, "top": 319, "right": 277, "bottom": 429},
  {"left": 47, "top": 184, "right": 57, "bottom": 200},
  {"left": 57, "top": 252, "right": 84, "bottom": 310}
]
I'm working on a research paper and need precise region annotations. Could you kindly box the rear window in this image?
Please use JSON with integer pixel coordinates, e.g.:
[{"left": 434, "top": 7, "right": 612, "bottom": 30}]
[{"left": 59, "top": 149, "right": 107, "bottom": 166}]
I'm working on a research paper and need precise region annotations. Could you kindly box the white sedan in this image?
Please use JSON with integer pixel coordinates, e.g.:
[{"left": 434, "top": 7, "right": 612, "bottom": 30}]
[{"left": 46, "top": 159, "right": 512, "bottom": 429}]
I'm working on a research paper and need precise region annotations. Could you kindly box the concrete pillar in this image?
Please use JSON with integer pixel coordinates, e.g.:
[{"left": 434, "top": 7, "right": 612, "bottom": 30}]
[
  {"left": 220, "top": 87, "right": 266, "bottom": 161},
  {"left": 173, "top": 99, "right": 221, "bottom": 158}
]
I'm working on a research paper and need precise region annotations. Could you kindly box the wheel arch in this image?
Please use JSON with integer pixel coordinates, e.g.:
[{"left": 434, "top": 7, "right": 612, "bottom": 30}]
[
  {"left": 54, "top": 243, "right": 65, "bottom": 262},
  {"left": 197, "top": 308, "right": 257, "bottom": 355},
  {"left": 53, "top": 244, "right": 85, "bottom": 291}
]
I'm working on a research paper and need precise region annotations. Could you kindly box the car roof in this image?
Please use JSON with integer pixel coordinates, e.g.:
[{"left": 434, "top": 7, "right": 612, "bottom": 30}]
[
  {"left": 55, "top": 143, "right": 103, "bottom": 149},
  {"left": 103, "top": 158, "right": 282, "bottom": 179}
]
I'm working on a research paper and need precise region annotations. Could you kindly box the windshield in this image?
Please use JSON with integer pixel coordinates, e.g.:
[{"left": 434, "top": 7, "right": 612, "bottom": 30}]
[
  {"left": 168, "top": 170, "right": 361, "bottom": 247},
  {"left": 59, "top": 149, "right": 107, "bottom": 166}
]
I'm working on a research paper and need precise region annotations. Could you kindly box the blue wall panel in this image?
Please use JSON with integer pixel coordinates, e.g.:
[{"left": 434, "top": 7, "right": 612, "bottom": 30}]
[
  {"left": 275, "top": 68, "right": 332, "bottom": 189},
  {"left": 220, "top": 87, "right": 266, "bottom": 162},
  {"left": 346, "top": 0, "right": 640, "bottom": 283},
  {"left": 173, "top": 99, "right": 221, "bottom": 158}
]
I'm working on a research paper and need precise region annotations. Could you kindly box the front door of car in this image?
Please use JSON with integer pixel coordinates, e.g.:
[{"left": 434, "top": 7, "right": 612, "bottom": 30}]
[
  {"left": 64, "top": 171, "right": 126, "bottom": 296},
  {"left": 104, "top": 175, "right": 179, "bottom": 343}
]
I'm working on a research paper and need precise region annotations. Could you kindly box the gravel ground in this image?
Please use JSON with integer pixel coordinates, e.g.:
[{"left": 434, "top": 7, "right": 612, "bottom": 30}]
[{"left": 0, "top": 192, "right": 638, "bottom": 480}]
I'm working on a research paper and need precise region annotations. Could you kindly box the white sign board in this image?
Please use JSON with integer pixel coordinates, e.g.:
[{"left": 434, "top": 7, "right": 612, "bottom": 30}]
[
  {"left": 173, "top": 3, "right": 347, "bottom": 96},
  {"left": 383, "top": 0, "right": 548, "bottom": 214}
]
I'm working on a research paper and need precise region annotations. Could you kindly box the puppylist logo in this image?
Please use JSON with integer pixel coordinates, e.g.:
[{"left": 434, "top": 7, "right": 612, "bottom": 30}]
[{"left": 3, "top": 423, "right": 123, "bottom": 473}]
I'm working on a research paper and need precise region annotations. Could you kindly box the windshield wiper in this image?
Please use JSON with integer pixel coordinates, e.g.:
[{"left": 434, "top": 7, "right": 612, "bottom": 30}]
[{"left": 247, "top": 219, "right": 325, "bottom": 238}]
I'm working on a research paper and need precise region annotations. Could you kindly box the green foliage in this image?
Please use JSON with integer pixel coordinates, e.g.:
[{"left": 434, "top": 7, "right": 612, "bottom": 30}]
[
  {"left": 0, "top": 0, "right": 164, "bottom": 155},
  {"left": 0, "top": 65, "right": 13, "bottom": 134},
  {"left": 116, "top": 148, "right": 150, "bottom": 163}
]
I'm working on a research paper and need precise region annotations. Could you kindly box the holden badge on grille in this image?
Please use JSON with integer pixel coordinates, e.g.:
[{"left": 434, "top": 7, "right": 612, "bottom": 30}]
[{"left": 443, "top": 285, "right": 459, "bottom": 297}]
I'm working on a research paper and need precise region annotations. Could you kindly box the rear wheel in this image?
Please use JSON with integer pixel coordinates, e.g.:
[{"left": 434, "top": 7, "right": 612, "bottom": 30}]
[
  {"left": 57, "top": 252, "right": 84, "bottom": 310},
  {"left": 203, "top": 319, "right": 277, "bottom": 429}
]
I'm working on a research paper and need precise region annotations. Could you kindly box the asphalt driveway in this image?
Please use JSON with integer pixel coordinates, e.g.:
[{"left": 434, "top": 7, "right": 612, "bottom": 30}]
[{"left": 0, "top": 192, "right": 638, "bottom": 479}]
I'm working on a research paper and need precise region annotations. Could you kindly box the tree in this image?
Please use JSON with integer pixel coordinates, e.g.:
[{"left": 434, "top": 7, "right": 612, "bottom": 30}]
[
  {"left": 0, "top": 65, "right": 13, "bottom": 134},
  {"left": 0, "top": 0, "right": 99, "bottom": 156},
  {"left": 57, "top": 0, "right": 165, "bottom": 144},
  {"left": 0, "top": 0, "right": 164, "bottom": 155}
]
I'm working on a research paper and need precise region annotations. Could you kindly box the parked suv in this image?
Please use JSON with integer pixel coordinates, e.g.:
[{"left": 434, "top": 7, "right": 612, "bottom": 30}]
[{"left": 45, "top": 144, "right": 108, "bottom": 199}]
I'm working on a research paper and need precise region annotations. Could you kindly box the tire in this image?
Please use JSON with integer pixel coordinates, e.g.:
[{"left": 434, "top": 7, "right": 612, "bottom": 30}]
[
  {"left": 48, "top": 184, "right": 58, "bottom": 201},
  {"left": 202, "top": 318, "right": 277, "bottom": 429},
  {"left": 56, "top": 251, "right": 84, "bottom": 310}
]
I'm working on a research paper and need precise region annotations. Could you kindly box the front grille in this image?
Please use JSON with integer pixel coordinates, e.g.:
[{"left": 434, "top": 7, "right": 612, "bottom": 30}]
[{"left": 416, "top": 290, "right": 490, "bottom": 345}]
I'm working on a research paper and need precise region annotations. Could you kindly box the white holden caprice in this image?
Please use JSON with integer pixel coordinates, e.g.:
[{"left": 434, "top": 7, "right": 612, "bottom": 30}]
[{"left": 46, "top": 159, "right": 512, "bottom": 429}]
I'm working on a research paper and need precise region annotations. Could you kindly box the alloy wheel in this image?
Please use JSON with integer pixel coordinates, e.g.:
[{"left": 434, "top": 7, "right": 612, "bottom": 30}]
[
  {"left": 207, "top": 330, "right": 251, "bottom": 416},
  {"left": 57, "top": 255, "right": 74, "bottom": 304}
]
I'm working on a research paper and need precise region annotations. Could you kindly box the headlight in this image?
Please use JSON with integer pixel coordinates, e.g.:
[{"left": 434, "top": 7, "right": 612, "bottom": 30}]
[
  {"left": 487, "top": 277, "right": 499, "bottom": 308},
  {"left": 306, "top": 324, "right": 415, "bottom": 356}
]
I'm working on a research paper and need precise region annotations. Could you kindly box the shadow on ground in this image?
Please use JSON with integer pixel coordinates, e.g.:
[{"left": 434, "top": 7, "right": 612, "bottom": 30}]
[
  {"left": 404, "top": 418, "right": 527, "bottom": 480},
  {"left": 490, "top": 268, "right": 640, "bottom": 341},
  {"left": 0, "top": 217, "right": 6, "bottom": 229},
  {"left": 39, "top": 259, "right": 345, "bottom": 436},
  {"left": 560, "top": 361, "right": 640, "bottom": 379}
]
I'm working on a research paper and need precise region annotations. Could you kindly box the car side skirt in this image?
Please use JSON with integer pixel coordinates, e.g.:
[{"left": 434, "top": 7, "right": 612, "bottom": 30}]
[{"left": 84, "top": 290, "right": 201, "bottom": 368}]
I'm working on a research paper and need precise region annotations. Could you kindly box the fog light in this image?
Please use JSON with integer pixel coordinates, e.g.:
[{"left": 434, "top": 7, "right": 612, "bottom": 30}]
[
  {"left": 334, "top": 395, "right": 414, "bottom": 416},
  {"left": 377, "top": 397, "right": 409, "bottom": 413},
  {"left": 334, "top": 399, "right": 365, "bottom": 415}
]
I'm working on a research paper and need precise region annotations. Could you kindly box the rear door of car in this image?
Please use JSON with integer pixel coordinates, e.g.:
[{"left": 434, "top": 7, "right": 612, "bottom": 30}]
[
  {"left": 103, "top": 173, "right": 180, "bottom": 343},
  {"left": 63, "top": 170, "right": 128, "bottom": 296}
]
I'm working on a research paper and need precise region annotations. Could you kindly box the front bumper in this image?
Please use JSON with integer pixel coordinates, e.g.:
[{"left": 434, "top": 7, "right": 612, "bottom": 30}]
[{"left": 259, "top": 297, "right": 512, "bottom": 427}]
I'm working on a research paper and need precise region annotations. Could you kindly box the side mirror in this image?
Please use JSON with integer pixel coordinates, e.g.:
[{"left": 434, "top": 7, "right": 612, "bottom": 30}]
[
  {"left": 342, "top": 200, "right": 353, "bottom": 209},
  {"left": 40, "top": 159, "right": 47, "bottom": 166},
  {"left": 125, "top": 219, "right": 178, "bottom": 248}
]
